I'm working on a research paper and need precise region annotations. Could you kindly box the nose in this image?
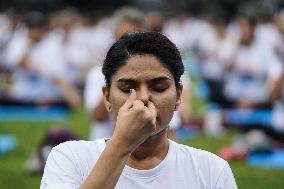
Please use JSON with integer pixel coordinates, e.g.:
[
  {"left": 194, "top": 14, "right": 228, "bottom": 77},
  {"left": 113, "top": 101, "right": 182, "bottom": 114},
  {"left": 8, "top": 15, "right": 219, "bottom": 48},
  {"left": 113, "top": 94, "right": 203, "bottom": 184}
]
[{"left": 137, "top": 86, "right": 151, "bottom": 105}]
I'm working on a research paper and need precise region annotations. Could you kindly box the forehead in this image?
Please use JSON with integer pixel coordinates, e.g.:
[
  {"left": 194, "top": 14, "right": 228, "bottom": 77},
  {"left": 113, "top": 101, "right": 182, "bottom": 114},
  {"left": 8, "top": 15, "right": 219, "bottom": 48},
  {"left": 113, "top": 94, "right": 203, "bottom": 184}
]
[{"left": 112, "top": 54, "right": 173, "bottom": 81}]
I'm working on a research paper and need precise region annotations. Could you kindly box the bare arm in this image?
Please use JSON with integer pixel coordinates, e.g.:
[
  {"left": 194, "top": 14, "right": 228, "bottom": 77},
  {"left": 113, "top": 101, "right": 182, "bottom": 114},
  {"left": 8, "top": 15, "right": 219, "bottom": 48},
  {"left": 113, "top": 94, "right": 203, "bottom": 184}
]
[
  {"left": 269, "top": 73, "right": 284, "bottom": 102},
  {"left": 53, "top": 76, "right": 82, "bottom": 108},
  {"left": 80, "top": 139, "right": 132, "bottom": 189}
]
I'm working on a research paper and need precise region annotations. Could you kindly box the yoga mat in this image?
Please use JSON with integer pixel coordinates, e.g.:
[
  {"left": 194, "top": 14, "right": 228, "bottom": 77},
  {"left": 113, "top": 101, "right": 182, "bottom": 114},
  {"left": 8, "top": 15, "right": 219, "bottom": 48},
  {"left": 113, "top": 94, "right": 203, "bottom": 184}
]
[
  {"left": 247, "top": 150, "right": 284, "bottom": 169},
  {"left": 224, "top": 109, "right": 272, "bottom": 126},
  {"left": 177, "top": 126, "right": 198, "bottom": 141},
  {"left": 0, "top": 135, "right": 17, "bottom": 156},
  {"left": 0, "top": 105, "right": 70, "bottom": 121}
]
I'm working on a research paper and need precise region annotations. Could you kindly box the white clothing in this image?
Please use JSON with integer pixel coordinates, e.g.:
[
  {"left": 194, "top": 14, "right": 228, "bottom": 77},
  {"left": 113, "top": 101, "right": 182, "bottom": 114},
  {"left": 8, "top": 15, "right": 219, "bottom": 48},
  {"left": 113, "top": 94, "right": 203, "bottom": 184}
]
[
  {"left": 9, "top": 32, "right": 67, "bottom": 102},
  {"left": 88, "top": 121, "right": 114, "bottom": 140},
  {"left": 84, "top": 66, "right": 114, "bottom": 140},
  {"left": 255, "top": 23, "right": 282, "bottom": 51},
  {"left": 0, "top": 14, "right": 10, "bottom": 48},
  {"left": 224, "top": 41, "right": 283, "bottom": 103},
  {"left": 163, "top": 19, "right": 189, "bottom": 51},
  {"left": 200, "top": 30, "right": 238, "bottom": 81},
  {"left": 0, "top": 27, "right": 28, "bottom": 69},
  {"left": 163, "top": 18, "right": 214, "bottom": 54},
  {"left": 41, "top": 139, "right": 237, "bottom": 189},
  {"left": 84, "top": 66, "right": 105, "bottom": 111},
  {"left": 27, "top": 32, "right": 67, "bottom": 79}
]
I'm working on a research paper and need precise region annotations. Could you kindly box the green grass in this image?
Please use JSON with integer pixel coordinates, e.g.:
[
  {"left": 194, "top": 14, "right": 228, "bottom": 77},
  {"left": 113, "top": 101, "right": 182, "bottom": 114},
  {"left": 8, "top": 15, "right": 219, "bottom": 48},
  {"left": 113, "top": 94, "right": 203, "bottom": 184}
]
[{"left": 0, "top": 107, "right": 283, "bottom": 189}]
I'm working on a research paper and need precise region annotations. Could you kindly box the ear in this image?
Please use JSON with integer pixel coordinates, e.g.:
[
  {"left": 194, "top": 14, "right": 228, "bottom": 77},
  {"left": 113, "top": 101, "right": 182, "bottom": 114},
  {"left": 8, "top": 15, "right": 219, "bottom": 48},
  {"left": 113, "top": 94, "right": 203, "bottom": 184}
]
[
  {"left": 102, "top": 85, "right": 111, "bottom": 112},
  {"left": 175, "top": 83, "right": 183, "bottom": 110}
]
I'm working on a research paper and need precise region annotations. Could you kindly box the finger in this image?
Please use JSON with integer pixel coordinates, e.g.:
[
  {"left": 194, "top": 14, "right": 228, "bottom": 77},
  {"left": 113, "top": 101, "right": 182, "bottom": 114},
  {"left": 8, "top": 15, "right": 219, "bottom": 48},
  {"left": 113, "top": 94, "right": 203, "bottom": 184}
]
[
  {"left": 147, "top": 101, "right": 157, "bottom": 127},
  {"left": 132, "top": 100, "right": 145, "bottom": 109},
  {"left": 147, "top": 101, "right": 157, "bottom": 118},
  {"left": 121, "top": 89, "right": 137, "bottom": 110}
]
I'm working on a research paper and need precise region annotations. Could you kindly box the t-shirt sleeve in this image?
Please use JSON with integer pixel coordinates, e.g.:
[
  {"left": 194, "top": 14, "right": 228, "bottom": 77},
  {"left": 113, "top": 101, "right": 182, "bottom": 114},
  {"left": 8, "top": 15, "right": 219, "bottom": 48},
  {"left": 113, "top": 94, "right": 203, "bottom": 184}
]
[
  {"left": 215, "top": 162, "right": 238, "bottom": 189},
  {"left": 40, "top": 143, "right": 82, "bottom": 189}
]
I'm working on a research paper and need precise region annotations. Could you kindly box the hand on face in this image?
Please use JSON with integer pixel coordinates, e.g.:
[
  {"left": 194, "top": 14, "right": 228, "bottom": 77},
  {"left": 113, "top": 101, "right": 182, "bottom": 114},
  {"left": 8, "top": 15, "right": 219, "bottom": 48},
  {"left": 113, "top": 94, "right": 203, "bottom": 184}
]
[{"left": 111, "top": 89, "right": 158, "bottom": 152}]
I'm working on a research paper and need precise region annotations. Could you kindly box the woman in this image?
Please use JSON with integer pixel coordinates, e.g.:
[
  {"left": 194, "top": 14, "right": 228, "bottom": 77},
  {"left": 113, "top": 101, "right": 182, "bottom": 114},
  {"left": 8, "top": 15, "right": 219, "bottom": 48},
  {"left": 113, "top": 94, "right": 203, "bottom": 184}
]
[{"left": 41, "top": 32, "right": 237, "bottom": 189}]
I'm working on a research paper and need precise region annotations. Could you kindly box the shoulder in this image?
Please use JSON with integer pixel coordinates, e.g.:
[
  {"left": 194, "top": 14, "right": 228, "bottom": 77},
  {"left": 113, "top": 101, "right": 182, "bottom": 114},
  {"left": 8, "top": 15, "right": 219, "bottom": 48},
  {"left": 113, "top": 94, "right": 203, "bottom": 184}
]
[
  {"left": 44, "top": 139, "right": 106, "bottom": 178},
  {"left": 53, "top": 139, "right": 104, "bottom": 152},
  {"left": 41, "top": 139, "right": 107, "bottom": 189},
  {"left": 173, "top": 141, "right": 226, "bottom": 165},
  {"left": 51, "top": 139, "right": 105, "bottom": 162},
  {"left": 171, "top": 141, "right": 228, "bottom": 177},
  {"left": 171, "top": 141, "right": 237, "bottom": 188}
]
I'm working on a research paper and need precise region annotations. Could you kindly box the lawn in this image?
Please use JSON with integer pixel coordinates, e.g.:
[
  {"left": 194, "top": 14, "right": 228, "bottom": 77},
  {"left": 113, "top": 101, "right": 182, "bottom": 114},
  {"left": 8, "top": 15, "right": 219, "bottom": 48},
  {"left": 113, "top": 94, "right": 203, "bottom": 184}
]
[{"left": 0, "top": 107, "right": 283, "bottom": 189}]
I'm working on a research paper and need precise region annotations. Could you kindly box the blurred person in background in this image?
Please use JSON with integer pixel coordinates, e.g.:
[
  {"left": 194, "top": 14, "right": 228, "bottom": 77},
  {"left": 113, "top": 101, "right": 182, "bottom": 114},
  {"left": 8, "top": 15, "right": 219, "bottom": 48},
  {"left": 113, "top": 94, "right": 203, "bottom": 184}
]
[
  {"left": 219, "top": 15, "right": 284, "bottom": 161},
  {"left": 223, "top": 15, "right": 283, "bottom": 109},
  {"left": 4, "top": 11, "right": 81, "bottom": 108},
  {"left": 199, "top": 11, "right": 239, "bottom": 108},
  {"left": 53, "top": 9, "right": 111, "bottom": 89},
  {"left": 0, "top": 11, "right": 25, "bottom": 69},
  {"left": 0, "top": 10, "right": 24, "bottom": 100},
  {"left": 269, "top": 65, "right": 284, "bottom": 144}
]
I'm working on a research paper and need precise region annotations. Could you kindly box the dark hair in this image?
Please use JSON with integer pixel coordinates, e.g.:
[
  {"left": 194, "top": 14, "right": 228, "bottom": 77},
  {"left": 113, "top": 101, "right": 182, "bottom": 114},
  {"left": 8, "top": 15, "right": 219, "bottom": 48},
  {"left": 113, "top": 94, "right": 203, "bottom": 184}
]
[
  {"left": 24, "top": 12, "right": 49, "bottom": 28},
  {"left": 102, "top": 32, "right": 184, "bottom": 89}
]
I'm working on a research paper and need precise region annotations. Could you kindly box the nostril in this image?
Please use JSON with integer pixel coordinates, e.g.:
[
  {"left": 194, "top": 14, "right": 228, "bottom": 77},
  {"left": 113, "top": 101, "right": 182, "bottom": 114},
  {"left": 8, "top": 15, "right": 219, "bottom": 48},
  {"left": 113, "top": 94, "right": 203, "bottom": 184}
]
[
  {"left": 144, "top": 101, "right": 149, "bottom": 107},
  {"left": 140, "top": 98, "right": 149, "bottom": 106}
]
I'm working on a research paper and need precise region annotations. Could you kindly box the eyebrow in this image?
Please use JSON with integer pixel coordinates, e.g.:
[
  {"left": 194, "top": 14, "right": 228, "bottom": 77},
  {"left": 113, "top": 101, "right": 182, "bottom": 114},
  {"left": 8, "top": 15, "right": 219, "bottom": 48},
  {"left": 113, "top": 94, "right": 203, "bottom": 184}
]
[{"left": 117, "top": 76, "right": 171, "bottom": 83}]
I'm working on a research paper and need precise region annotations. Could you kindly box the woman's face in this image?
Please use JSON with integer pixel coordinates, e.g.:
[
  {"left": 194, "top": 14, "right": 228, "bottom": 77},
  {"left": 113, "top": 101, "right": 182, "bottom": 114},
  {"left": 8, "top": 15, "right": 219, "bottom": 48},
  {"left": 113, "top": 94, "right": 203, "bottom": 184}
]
[{"left": 104, "top": 54, "right": 182, "bottom": 132}]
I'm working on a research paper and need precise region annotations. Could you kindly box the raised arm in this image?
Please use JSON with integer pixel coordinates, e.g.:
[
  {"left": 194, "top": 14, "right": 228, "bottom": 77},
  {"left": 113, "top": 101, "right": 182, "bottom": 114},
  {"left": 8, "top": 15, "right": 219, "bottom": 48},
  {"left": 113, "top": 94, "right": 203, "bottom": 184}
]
[{"left": 80, "top": 89, "right": 157, "bottom": 189}]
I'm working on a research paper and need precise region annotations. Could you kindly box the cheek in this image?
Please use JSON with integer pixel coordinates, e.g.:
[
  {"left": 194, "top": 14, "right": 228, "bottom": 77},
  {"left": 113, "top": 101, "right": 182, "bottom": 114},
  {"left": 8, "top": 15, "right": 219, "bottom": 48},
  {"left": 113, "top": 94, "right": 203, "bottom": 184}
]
[
  {"left": 109, "top": 92, "right": 129, "bottom": 121},
  {"left": 152, "top": 92, "right": 177, "bottom": 125}
]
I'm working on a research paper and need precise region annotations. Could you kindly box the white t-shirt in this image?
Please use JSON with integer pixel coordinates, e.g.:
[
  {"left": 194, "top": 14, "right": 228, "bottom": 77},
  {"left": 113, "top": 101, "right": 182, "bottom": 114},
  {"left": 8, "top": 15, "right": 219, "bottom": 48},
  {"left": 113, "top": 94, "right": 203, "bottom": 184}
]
[
  {"left": 224, "top": 41, "right": 283, "bottom": 103},
  {"left": 41, "top": 139, "right": 238, "bottom": 189}
]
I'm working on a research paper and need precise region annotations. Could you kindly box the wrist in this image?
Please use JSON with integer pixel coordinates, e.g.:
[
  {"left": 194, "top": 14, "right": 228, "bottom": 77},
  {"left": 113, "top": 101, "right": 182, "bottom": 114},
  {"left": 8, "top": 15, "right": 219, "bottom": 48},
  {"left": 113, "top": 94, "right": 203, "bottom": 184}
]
[{"left": 107, "top": 137, "right": 134, "bottom": 156}]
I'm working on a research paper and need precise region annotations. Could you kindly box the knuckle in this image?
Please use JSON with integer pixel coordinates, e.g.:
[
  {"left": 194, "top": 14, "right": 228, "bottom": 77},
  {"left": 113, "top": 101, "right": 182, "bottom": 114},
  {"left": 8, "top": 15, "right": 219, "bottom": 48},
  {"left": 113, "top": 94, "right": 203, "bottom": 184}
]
[
  {"left": 144, "top": 114, "right": 153, "bottom": 122},
  {"left": 135, "top": 106, "right": 145, "bottom": 113}
]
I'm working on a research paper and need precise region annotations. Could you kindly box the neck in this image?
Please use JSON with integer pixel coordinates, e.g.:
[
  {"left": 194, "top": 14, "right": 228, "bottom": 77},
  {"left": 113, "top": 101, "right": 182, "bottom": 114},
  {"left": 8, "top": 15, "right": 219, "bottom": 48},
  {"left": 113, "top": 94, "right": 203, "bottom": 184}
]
[{"left": 127, "top": 129, "right": 170, "bottom": 169}]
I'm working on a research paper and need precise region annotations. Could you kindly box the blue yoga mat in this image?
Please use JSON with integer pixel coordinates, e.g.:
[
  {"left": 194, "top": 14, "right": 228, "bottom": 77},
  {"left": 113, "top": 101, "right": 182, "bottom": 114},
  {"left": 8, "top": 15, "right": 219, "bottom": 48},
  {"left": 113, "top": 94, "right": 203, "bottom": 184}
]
[
  {"left": 0, "top": 135, "right": 17, "bottom": 156},
  {"left": 247, "top": 150, "right": 284, "bottom": 169},
  {"left": 224, "top": 109, "right": 272, "bottom": 126},
  {"left": 177, "top": 126, "right": 198, "bottom": 141},
  {"left": 0, "top": 105, "right": 70, "bottom": 121}
]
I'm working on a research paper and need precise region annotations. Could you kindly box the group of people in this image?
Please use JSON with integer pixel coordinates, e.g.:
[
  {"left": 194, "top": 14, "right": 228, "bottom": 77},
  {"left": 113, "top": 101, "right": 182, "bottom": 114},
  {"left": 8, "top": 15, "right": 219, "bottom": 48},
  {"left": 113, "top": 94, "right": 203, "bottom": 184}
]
[
  {"left": 1, "top": 6, "right": 284, "bottom": 152},
  {"left": 1, "top": 5, "right": 284, "bottom": 189},
  {"left": 0, "top": 7, "right": 284, "bottom": 136}
]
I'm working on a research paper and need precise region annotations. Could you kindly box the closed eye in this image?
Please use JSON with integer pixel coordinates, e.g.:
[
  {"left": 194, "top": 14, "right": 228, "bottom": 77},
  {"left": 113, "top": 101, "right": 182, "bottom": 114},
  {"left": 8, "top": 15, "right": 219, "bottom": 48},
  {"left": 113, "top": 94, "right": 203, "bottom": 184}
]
[
  {"left": 150, "top": 84, "right": 169, "bottom": 92},
  {"left": 120, "top": 87, "right": 133, "bottom": 93},
  {"left": 117, "top": 78, "right": 138, "bottom": 93},
  {"left": 118, "top": 84, "right": 137, "bottom": 93}
]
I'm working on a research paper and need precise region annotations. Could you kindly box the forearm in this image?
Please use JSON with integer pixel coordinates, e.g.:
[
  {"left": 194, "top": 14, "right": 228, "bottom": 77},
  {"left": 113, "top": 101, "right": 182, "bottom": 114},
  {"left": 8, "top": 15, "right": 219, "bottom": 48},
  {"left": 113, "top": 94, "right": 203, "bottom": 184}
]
[{"left": 80, "top": 139, "right": 131, "bottom": 189}]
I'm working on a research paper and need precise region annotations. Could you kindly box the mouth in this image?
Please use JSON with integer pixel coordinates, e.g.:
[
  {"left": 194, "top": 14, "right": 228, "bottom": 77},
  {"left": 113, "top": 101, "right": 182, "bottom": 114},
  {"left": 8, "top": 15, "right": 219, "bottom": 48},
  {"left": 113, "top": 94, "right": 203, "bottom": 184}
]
[{"left": 149, "top": 117, "right": 168, "bottom": 137}]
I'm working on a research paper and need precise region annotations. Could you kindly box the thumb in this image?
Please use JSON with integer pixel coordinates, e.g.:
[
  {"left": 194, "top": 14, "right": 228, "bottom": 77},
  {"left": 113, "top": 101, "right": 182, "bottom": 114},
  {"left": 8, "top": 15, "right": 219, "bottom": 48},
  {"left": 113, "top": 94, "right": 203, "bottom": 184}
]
[{"left": 121, "top": 89, "right": 137, "bottom": 110}]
